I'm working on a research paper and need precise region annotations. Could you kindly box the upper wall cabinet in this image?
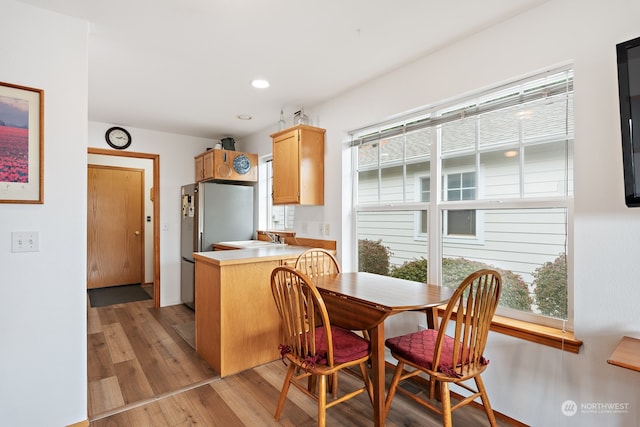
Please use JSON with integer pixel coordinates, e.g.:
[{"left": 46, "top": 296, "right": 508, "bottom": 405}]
[
  {"left": 270, "top": 124, "right": 325, "bottom": 205},
  {"left": 195, "top": 149, "right": 257, "bottom": 183}
]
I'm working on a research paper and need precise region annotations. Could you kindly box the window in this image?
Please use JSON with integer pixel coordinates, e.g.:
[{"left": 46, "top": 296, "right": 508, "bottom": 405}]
[
  {"left": 443, "top": 171, "right": 476, "bottom": 237},
  {"left": 265, "top": 159, "right": 295, "bottom": 231},
  {"left": 352, "top": 66, "right": 573, "bottom": 329},
  {"left": 418, "top": 177, "right": 430, "bottom": 235}
]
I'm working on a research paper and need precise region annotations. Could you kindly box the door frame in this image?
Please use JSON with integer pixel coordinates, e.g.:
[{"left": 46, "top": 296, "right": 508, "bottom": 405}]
[{"left": 88, "top": 147, "right": 161, "bottom": 308}]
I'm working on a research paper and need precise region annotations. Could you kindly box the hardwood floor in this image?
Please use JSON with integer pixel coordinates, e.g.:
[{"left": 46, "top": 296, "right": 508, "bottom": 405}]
[{"left": 87, "top": 298, "right": 517, "bottom": 426}]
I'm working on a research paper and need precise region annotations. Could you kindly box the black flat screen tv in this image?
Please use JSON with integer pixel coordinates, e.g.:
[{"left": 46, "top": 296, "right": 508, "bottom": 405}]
[{"left": 617, "top": 36, "right": 640, "bottom": 207}]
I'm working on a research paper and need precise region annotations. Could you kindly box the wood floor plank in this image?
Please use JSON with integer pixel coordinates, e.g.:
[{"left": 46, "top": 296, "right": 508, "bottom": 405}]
[
  {"left": 155, "top": 392, "right": 205, "bottom": 427},
  {"left": 112, "top": 358, "right": 155, "bottom": 404},
  {"left": 132, "top": 306, "right": 212, "bottom": 387},
  {"left": 146, "top": 305, "right": 217, "bottom": 380},
  {"left": 87, "top": 305, "right": 102, "bottom": 335},
  {"left": 88, "top": 376, "right": 125, "bottom": 416},
  {"left": 116, "top": 401, "right": 171, "bottom": 427},
  {"left": 210, "top": 372, "right": 284, "bottom": 426},
  {"left": 102, "top": 322, "right": 136, "bottom": 363},
  {"left": 148, "top": 306, "right": 200, "bottom": 355},
  {"left": 114, "top": 304, "right": 184, "bottom": 395},
  {"left": 127, "top": 301, "right": 217, "bottom": 390},
  {"left": 182, "top": 383, "right": 245, "bottom": 426},
  {"left": 87, "top": 332, "right": 116, "bottom": 382},
  {"left": 90, "top": 410, "right": 130, "bottom": 427},
  {"left": 96, "top": 304, "right": 120, "bottom": 326}
]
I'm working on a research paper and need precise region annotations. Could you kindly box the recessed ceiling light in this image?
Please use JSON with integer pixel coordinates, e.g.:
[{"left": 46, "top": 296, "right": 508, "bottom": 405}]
[
  {"left": 237, "top": 114, "right": 252, "bottom": 120},
  {"left": 251, "top": 79, "right": 270, "bottom": 89}
]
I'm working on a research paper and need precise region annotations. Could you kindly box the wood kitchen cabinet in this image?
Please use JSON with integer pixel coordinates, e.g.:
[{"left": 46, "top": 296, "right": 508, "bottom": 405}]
[
  {"left": 195, "top": 149, "right": 257, "bottom": 182},
  {"left": 194, "top": 150, "right": 214, "bottom": 181},
  {"left": 270, "top": 124, "right": 325, "bottom": 205},
  {"left": 192, "top": 239, "right": 337, "bottom": 377}
]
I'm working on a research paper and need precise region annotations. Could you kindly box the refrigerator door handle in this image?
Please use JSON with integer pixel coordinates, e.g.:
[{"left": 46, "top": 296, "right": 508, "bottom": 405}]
[{"left": 198, "top": 231, "right": 203, "bottom": 252}]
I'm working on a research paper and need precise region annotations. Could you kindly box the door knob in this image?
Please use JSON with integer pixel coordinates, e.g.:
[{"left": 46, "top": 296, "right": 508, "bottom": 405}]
[{"left": 134, "top": 231, "right": 140, "bottom": 236}]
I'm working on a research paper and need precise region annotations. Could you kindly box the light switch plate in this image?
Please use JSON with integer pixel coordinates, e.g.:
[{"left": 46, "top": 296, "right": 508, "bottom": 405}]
[{"left": 11, "top": 231, "right": 39, "bottom": 252}]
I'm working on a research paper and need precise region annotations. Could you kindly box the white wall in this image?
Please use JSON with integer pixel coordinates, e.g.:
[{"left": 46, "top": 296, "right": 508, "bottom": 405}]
[
  {"left": 0, "top": 4, "right": 215, "bottom": 423},
  {"left": 242, "top": 1, "right": 640, "bottom": 425},
  {"left": 87, "top": 122, "right": 215, "bottom": 307},
  {"left": 0, "top": 2, "right": 89, "bottom": 426}
]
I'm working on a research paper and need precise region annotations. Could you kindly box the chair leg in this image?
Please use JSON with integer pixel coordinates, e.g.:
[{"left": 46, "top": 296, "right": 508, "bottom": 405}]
[
  {"left": 475, "top": 376, "right": 497, "bottom": 427},
  {"left": 275, "top": 364, "right": 296, "bottom": 420},
  {"left": 329, "top": 373, "right": 338, "bottom": 398},
  {"left": 384, "top": 361, "right": 404, "bottom": 415},
  {"left": 318, "top": 374, "right": 327, "bottom": 427},
  {"left": 358, "top": 361, "right": 374, "bottom": 404},
  {"left": 308, "top": 374, "right": 317, "bottom": 394},
  {"left": 440, "top": 382, "right": 452, "bottom": 427}
]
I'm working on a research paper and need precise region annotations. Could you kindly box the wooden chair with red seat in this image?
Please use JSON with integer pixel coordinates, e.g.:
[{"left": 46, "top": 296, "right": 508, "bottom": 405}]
[
  {"left": 270, "top": 265, "right": 373, "bottom": 427},
  {"left": 294, "top": 248, "right": 341, "bottom": 278},
  {"left": 294, "top": 248, "right": 364, "bottom": 396},
  {"left": 295, "top": 248, "right": 370, "bottom": 337},
  {"left": 384, "top": 269, "right": 502, "bottom": 427}
]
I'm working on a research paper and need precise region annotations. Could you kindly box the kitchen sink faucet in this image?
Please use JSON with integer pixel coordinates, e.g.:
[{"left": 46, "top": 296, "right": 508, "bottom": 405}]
[{"left": 265, "top": 231, "right": 282, "bottom": 244}]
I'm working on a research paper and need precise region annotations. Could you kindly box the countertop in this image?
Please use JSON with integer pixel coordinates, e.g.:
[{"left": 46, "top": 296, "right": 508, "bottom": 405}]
[{"left": 193, "top": 245, "right": 308, "bottom": 266}]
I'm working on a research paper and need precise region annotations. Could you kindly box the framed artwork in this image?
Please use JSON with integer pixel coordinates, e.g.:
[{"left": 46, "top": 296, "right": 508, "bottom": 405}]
[{"left": 0, "top": 81, "right": 44, "bottom": 203}]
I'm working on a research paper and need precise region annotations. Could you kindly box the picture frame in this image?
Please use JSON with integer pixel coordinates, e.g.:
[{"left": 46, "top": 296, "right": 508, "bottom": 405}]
[{"left": 0, "top": 81, "right": 44, "bottom": 204}]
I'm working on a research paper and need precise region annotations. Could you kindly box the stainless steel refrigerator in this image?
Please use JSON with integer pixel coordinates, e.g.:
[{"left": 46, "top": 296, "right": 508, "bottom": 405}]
[{"left": 180, "top": 182, "right": 255, "bottom": 309}]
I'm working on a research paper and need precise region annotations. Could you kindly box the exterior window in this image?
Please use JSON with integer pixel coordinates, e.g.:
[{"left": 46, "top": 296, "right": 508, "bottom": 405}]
[
  {"left": 419, "top": 177, "right": 430, "bottom": 234},
  {"left": 443, "top": 172, "right": 476, "bottom": 237},
  {"left": 446, "top": 209, "right": 476, "bottom": 236},
  {"left": 352, "top": 66, "right": 573, "bottom": 329},
  {"left": 265, "top": 159, "right": 294, "bottom": 230}
]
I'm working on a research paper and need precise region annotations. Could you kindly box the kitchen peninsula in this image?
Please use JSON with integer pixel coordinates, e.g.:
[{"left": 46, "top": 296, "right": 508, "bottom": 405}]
[{"left": 193, "top": 244, "right": 314, "bottom": 377}]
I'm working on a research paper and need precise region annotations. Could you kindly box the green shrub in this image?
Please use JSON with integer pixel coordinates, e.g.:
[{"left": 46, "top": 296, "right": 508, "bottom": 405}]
[
  {"left": 442, "top": 258, "right": 532, "bottom": 311},
  {"left": 533, "top": 253, "right": 567, "bottom": 319},
  {"left": 441, "top": 257, "right": 532, "bottom": 312},
  {"left": 358, "top": 239, "right": 391, "bottom": 275},
  {"left": 390, "top": 258, "right": 428, "bottom": 282},
  {"left": 359, "top": 247, "right": 536, "bottom": 313}
]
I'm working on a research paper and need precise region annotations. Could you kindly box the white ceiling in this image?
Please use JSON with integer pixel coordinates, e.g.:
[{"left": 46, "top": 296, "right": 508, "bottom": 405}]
[{"left": 19, "top": 0, "right": 547, "bottom": 140}]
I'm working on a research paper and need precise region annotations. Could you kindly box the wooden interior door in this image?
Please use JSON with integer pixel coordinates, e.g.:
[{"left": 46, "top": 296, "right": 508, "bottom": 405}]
[{"left": 87, "top": 165, "right": 144, "bottom": 289}]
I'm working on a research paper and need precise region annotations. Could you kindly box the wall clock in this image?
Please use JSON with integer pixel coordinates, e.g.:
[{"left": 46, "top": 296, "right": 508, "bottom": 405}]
[{"left": 105, "top": 126, "right": 132, "bottom": 150}]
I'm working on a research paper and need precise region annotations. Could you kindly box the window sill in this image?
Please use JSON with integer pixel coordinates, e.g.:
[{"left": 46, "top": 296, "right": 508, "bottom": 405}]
[
  {"left": 489, "top": 314, "right": 582, "bottom": 353},
  {"left": 437, "top": 307, "right": 583, "bottom": 353}
]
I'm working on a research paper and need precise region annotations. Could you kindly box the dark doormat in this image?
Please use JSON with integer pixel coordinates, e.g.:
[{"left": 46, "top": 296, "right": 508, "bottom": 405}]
[{"left": 88, "top": 284, "right": 151, "bottom": 308}]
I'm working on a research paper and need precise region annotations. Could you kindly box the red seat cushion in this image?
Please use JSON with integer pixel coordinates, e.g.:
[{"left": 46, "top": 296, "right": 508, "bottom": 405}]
[
  {"left": 385, "top": 329, "right": 467, "bottom": 377},
  {"left": 314, "top": 325, "right": 370, "bottom": 364}
]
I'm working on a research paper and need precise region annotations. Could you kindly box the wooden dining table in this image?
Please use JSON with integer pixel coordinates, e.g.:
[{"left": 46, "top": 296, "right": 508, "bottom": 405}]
[{"left": 313, "top": 271, "right": 453, "bottom": 427}]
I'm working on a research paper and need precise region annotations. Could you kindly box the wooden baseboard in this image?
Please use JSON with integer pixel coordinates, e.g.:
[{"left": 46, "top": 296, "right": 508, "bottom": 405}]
[{"left": 67, "top": 420, "right": 89, "bottom": 427}]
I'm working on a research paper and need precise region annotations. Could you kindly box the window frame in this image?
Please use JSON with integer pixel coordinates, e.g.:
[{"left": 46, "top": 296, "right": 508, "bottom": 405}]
[
  {"left": 351, "top": 65, "right": 574, "bottom": 332},
  {"left": 414, "top": 175, "right": 430, "bottom": 239},
  {"left": 264, "top": 158, "right": 295, "bottom": 231}
]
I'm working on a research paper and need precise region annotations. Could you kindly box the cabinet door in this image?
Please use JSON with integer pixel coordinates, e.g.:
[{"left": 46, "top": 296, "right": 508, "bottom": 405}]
[
  {"left": 195, "top": 155, "right": 204, "bottom": 182},
  {"left": 272, "top": 129, "right": 300, "bottom": 204},
  {"left": 203, "top": 151, "right": 215, "bottom": 180}
]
